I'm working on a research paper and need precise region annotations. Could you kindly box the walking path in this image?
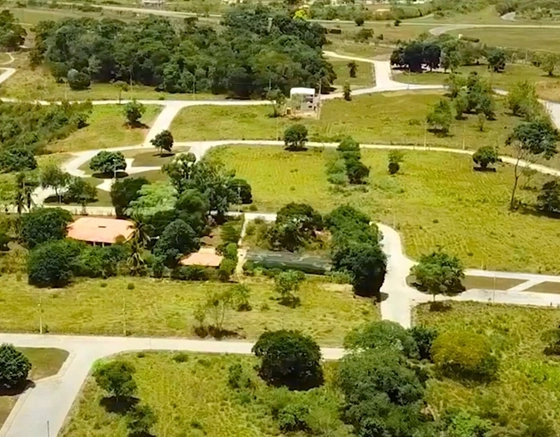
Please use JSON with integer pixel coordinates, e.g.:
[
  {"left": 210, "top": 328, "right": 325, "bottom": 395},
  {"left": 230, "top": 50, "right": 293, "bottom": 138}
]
[{"left": 3, "top": 44, "right": 560, "bottom": 437}]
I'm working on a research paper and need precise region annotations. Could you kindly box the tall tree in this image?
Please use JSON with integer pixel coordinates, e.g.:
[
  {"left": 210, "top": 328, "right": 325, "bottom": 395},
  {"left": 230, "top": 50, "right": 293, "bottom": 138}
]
[
  {"left": 506, "top": 120, "right": 559, "bottom": 209},
  {"left": 150, "top": 130, "right": 174, "bottom": 156}
]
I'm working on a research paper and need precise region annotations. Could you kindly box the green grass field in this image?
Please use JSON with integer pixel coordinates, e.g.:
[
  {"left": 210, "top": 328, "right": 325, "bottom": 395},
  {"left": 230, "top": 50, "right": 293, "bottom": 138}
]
[
  {"left": 0, "top": 347, "right": 68, "bottom": 427},
  {"left": 0, "top": 275, "right": 377, "bottom": 345},
  {"left": 416, "top": 301, "right": 560, "bottom": 432},
  {"left": 61, "top": 352, "right": 344, "bottom": 437},
  {"left": 47, "top": 105, "right": 161, "bottom": 153},
  {"left": 210, "top": 146, "right": 560, "bottom": 273},
  {"left": 329, "top": 58, "right": 375, "bottom": 89},
  {"left": 171, "top": 91, "right": 520, "bottom": 149},
  {"left": 395, "top": 63, "right": 560, "bottom": 101},
  {"left": 447, "top": 27, "right": 560, "bottom": 54}
]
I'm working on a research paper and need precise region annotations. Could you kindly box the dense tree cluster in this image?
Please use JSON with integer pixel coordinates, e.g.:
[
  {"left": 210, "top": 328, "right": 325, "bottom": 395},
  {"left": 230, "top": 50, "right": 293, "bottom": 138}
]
[
  {"left": 326, "top": 205, "right": 387, "bottom": 299},
  {"left": 391, "top": 35, "right": 503, "bottom": 73},
  {"left": 31, "top": 6, "right": 336, "bottom": 98},
  {"left": 0, "top": 101, "right": 90, "bottom": 159},
  {"left": 0, "top": 10, "right": 26, "bottom": 51}
]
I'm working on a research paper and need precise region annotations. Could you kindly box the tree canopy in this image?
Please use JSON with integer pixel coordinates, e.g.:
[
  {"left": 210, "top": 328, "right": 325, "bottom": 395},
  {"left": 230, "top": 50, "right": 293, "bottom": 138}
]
[
  {"left": 31, "top": 7, "right": 336, "bottom": 98},
  {"left": 0, "top": 344, "right": 32, "bottom": 389},
  {"left": 20, "top": 207, "right": 73, "bottom": 248}
]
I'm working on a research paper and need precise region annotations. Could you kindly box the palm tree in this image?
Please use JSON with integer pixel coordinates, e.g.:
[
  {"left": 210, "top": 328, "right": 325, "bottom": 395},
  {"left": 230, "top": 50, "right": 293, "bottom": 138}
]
[{"left": 127, "top": 218, "right": 152, "bottom": 276}]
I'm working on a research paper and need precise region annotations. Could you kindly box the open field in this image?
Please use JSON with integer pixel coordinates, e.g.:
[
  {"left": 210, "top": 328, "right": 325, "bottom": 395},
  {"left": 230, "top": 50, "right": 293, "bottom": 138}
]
[
  {"left": 61, "top": 352, "right": 343, "bottom": 437},
  {"left": 406, "top": 6, "right": 535, "bottom": 24},
  {"left": 415, "top": 301, "right": 560, "bottom": 432},
  {"left": 0, "top": 347, "right": 68, "bottom": 427},
  {"left": 210, "top": 146, "right": 560, "bottom": 273},
  {"left": 447, "top": 27, "right": 560, "bottom": 54},
  {"left": 171, "top": 91, "right": 520, "bottom": 148},
  {"left": 47, "top": 105, "right": 161, "bottom": 153},
  {"left": 395, "top": 63, "right": 560, "bottom": 101},
  {"left": 0, "top": 275, "right": 377, "bottom": 345}
]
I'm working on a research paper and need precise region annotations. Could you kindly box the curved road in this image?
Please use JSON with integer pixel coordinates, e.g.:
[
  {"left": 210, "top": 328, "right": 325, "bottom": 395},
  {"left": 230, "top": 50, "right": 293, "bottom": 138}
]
[{"left": 2, "top": 42, "right": 560, "bottom": 437}]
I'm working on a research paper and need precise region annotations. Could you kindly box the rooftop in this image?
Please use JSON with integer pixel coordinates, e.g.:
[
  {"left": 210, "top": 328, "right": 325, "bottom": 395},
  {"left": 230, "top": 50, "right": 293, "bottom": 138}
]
[{"left": 67, "top": 217, "right": 134, "bottom": 244}]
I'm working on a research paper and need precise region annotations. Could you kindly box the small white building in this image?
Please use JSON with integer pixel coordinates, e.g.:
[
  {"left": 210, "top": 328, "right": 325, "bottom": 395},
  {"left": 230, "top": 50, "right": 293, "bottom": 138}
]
[
  {"left": 140, "top": 0, "right": 165, "bottom": 8},
  {"left": 290, "top": 87, "right": 317, "bottom": 113}
]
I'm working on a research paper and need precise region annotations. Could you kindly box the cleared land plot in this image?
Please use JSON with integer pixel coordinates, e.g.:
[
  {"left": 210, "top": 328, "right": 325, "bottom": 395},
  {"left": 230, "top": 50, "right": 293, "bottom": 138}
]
[
  {"left": 210, "top": 146, "right": 560, "bottom": 273},
  {"left": 0, "top": 275, "right": 378, "bottom": 345},
  {"left": 0, "top": 347, "right": 68, "bottom": 427},
  {"left": 415, "top": 301, "right": 560, "bottom": 432},
  {"left": 448, "top": 27, "right": 560, "bottom": 54},
  {"left": 171, "top": 91, "right": 520, "bottom": 149},
  {"left": 396, "top": 63, "right": 560, "bottom": 102},
  {"left": 327, "top": 38, "right": 394, "bottom": 59},
  {"left": 47, "top": 105, "right": 161, "bottom": 153},
  {"left": 61, "top": 352, "right": 342, "bottom": 437}
]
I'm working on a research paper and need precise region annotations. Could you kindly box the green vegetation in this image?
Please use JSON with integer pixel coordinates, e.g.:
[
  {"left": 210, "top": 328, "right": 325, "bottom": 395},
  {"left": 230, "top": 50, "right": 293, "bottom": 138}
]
[
  {"left": 209, "top": 145, "right": 560, "bottom": 273},
  {"left": 48, "top": 105, "right": 161, "bottom": 153},
  {"left": 416, "top": 301, "right": 560, "bottom": 433},
  {"left": 0, "top": 347, "right": 68, "bottom": 427},
  {"left": 171, "top": 92, "right": 520, "bottom": 148},
  {"left": 61, "top": 352, "right": 344, "bottom": 437},
  {"left": 396, "top": 63, "right": 560, "bottom": 102},
  {"left": 0, "top": 274, "right": 377, "bottom": 345}
]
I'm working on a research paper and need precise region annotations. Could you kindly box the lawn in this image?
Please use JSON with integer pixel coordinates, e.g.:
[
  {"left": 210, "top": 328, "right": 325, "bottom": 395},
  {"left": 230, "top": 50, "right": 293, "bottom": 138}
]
[
  {"left": 0, "top": 347, "right": 69, "bottom": 427},
  {"left": 395, "top": 63, "right": 560, "bottom": 102},
  {"left": 329, "top": 58, "right": 375, "bottom": 89},
  {"left": 415, "top": 301, "right": 560, "bottom": 432},
  {"left": 210, "top": 145, "right": 560, "bottom": 273},
  {"left": 171, "top": 91, "right": 520, "bottom": 148},
  {"left": 0, "top": 275, "right": 377, "bottom": 345},
  {"left": 447, "top": 27, "right": 560, "bottom": 54},
  {"left": 47, "top": 105, "right": 162, "bottom": 153},
  {"left": 60, "top": 352, "right": 344, "bottom": 437}
]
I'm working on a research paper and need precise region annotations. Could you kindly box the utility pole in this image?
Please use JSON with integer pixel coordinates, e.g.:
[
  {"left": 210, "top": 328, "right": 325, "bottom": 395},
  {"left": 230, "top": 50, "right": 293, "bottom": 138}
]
[
  {"left": 39, "top": 291, "right": 43, "bottom": 335},
  {"left": 122, "top": 295, "right": 127, "bottom": 336}
]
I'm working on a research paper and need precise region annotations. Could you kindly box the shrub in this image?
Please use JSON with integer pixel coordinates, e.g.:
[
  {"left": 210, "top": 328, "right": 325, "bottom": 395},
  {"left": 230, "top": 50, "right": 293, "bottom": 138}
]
[
  {"left": 252, "top": 330, "right": 323, "bottom": 390},
  {"left": 221, "top": 222, "right": 241, "bottom": 244},
  {"left": 67, "top": 69, "right": 91, "bottom": 90},
  {"left": 278, "top": 404, "right": 310, "bottom": 432},
  {"left": 409, "top": 325, "right": 438, "bottom": 361},
  {"left": 431, "top": 330, "right": 499, "bottom": 382},
  {"left": 472, "top": 146, "right": 500, "bottom": 170},
  {"left": 125, "top": 404, "right": 157, "bottom": 436},
  {"left": 171, "top": 265, "right": 211, "bottom": 281},
  {"left": 0, "top": 344, "right": 32, "bottom": 389},
  {"left": 344, "top": 320, "right": 419, "bottom": 358},
  {"left": 93, "top": 360, "right": 137, "bottom": 400},
  {"left": 217, "top": 258, "right": 236, "bottom": 282},
  {"left": 227, "top": 363, "right": 253, "bottom": 389},
  {"left": 283, "top": 124, "right": 308, "bottom": 151},
  {"left": 89, "top": 150, "right": 126, "bottom": 175}
]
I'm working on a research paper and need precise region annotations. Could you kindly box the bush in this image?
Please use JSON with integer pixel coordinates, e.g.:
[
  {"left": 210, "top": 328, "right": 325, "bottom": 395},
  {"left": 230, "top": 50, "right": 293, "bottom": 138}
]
[
  {"left": 431, "top": 330, "right": 499, "bottom": 382},
  {"left": 92, "top": 360, "right": 137, "bottom": 399},
  {"left": 278, "top": 404, "right": 309, "bottom": 432},
  {"left": 0, "top": 344, "right": 32, "bottom": 389},
  {"left": 67, "top": 69, "right": 91, "bottom": 90},
  {"left": 75, "top": 244, "right": 128, "bottom": 278},
  {"left": 409, "top": 325, "right": 438, "bottom": 361},
  {"left": 227, "top": 363, "right": 253, "bottom": 389},
  {"left": 344, "top": 320, "right": 419, "bottom": 358},
  {"left": 27, "top": 239, "right": 81, "bottom": 287},
  {"left": 125, "top": 404, "right": 157, "bottom": 436},
  {"left": 283, "top": 124, "right": 308, "bottom": 151},
  {"left": 171, "top": 265, "right": 211, "bottom": 281},
  {"left": 472, "top": 146, "right": 500, "bottom": 170},
  {"left": 217, "top": 258, "right": 236, "bottom": 282},
  {"left": 20, "top": 207, "right": 73, "bottom": 249},
  {"left": 252, "top": 330, "right": 323, "bottom": 390},
  {"left": 221, "top": 221, "right": 241, "bottom": 244}
]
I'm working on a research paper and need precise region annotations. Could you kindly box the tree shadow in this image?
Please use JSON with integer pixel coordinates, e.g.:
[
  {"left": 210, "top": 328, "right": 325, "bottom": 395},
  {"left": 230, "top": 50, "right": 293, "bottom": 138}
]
[
  {"left": 473, "top": 167, "right": 497, "bottom": 173},
  {"left": 518, "top": 203, "right": 560, "bottom": 219},
  {"left": 91, "top": 171, "right": 129, "bottom": 179},
  {"left": 0, "top": 380, "right": 35, "bottom": 396},
  {"left": 278, "top": 296, "right": 301, "bottom": 308},
  {"left": 429, "top": 301, "right": 453, "bottom": 312},
  {"left": 194, "top": 325, "right": 240, "bottom": 340},
  {"left": 99, "top": 395, "right": 139, "bottom": 414},
  {"left": 125, "top": 121, "right": 149, "bottom": 129},
  {"left": 427, "top": 128, "right": 454, "bottom": 138}
]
